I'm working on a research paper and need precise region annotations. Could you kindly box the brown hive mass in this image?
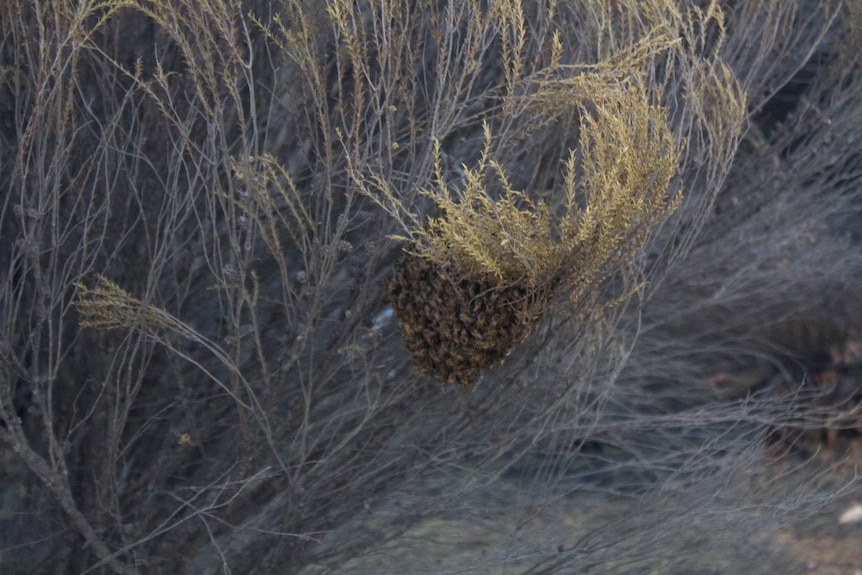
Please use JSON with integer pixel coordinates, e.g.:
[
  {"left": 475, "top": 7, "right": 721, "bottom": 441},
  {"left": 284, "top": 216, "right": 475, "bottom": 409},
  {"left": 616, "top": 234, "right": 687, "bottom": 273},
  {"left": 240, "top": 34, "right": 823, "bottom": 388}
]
[{"left": 388, "top": 252, "right": 543, "bottom": 385}]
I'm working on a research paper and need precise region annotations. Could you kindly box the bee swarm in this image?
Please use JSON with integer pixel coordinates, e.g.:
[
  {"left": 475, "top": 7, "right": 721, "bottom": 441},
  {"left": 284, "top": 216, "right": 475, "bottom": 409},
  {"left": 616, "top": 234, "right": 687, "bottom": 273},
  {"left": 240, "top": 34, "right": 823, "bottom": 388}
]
[{"left": 388, "top": 252, "right": 542, "bottom": 385}]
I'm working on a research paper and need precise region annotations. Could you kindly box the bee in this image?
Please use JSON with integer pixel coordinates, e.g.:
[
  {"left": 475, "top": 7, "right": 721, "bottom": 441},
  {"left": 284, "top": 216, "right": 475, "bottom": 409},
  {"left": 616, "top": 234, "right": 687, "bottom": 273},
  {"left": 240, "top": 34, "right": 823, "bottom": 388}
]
[
  {"left": 475, "top": 312, "right": 488, "bottom": 330},
  {"left": 401, "top": 323, "right": 416, "bottom": 338},
  {"left": 177, "top": 433, "right": 192, "bottom": 446}
]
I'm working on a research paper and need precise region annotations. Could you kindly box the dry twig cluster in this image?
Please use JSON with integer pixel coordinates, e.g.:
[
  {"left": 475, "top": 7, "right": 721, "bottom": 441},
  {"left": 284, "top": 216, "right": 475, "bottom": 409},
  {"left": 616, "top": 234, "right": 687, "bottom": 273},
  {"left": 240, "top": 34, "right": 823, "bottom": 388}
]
[{"left": 2, "top": 1, "right": 860, "bottom": 573}]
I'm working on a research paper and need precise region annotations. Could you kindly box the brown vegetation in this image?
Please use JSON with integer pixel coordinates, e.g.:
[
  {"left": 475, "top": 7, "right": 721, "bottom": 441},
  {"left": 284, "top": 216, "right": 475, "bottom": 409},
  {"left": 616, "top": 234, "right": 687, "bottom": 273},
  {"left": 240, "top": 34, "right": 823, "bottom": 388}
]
[{"left": 1, "top": 1, "right": 861, "bottom": 573}]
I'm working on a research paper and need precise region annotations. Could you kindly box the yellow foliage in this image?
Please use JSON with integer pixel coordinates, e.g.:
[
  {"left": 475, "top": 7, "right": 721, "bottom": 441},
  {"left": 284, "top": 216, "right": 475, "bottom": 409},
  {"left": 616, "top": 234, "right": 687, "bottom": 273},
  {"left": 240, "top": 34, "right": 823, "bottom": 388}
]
[
  {"left": 409, "top": 66, "right": 681, "bottom": 307},
  {"left": 411, "top": 125, "right": 559, "bottom": 287},
  {"left": 348, "top": 0, "right": 745, "bottom": 322},
  {"left": 75, "top": 275, "right": 161, "bottom": 330},
  {"left": 75, "top": 276, "right": 256, "bottom": 408}
]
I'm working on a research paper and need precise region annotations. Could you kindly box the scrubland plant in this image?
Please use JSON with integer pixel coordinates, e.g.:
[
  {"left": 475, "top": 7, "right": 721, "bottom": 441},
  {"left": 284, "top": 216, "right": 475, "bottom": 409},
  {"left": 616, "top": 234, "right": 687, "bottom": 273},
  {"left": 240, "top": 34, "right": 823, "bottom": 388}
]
[
  {"left": 381, "top": 64, "right": 684, "bottom": 384},
  {"left": 1, "top": 0, "right": 859, "bottom": 574}
]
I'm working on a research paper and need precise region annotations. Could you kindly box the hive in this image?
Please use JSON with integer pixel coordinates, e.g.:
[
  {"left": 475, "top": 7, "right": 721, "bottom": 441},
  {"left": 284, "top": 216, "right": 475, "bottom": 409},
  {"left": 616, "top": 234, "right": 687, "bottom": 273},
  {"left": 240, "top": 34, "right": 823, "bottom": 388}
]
[{"left": 388, "top": 252, "right": 545, "bottom": 385}]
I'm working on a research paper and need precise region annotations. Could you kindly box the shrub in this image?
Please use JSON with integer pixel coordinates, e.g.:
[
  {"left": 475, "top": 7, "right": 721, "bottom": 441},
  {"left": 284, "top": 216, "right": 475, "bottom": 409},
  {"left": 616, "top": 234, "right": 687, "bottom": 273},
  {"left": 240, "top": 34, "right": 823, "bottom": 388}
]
[{"left": 2, "top": 1, "right": 859, "bottom": 573}]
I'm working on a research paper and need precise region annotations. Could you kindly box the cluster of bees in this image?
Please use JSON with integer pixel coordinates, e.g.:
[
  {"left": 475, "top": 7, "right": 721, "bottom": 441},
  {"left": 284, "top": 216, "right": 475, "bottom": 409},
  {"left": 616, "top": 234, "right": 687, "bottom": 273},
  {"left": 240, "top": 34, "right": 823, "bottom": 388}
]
[{"left": 388, "top": 253, "right": 542, "bottom": 385}]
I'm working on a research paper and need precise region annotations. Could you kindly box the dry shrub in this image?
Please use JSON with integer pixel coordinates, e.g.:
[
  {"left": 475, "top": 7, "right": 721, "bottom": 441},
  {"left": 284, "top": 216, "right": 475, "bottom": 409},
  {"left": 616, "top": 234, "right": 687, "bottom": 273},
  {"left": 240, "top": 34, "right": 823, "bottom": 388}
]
[{"left": 3, "top": 1, "right": 859, "bottom": 574}]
